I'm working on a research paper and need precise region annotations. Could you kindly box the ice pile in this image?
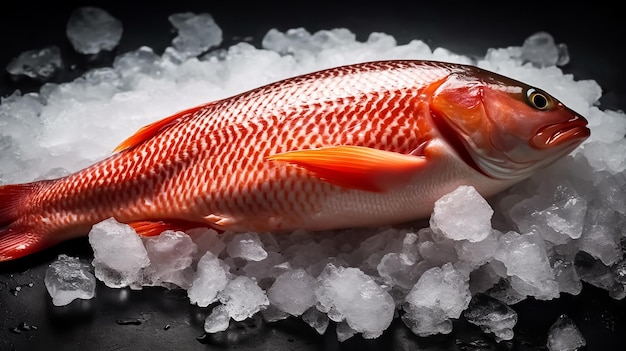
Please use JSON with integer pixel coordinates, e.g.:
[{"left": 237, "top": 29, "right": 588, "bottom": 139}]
[
  {"left": 66, "top": 7, "right": 123, "bottom": 54},
  {"left": 44, "top": 254, "right": 96, "bottom": 306},
  {"left": 2, "top": 11, "right": 625, "bottom": 344}
]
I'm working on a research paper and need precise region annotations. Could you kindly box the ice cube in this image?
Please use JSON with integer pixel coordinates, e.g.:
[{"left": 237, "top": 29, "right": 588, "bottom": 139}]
[
  {"left": 402, "top": 263, "right": 471, "bottom": 336},
  {"left": 579, "top": 223, "right": 621, "bottom": 266},
  {"left": 521, "top": 32, "right": 564, "bottom": 67},
  {"left": 142, "top": 230, "right": 197, "bottom": 289},
  {"left": 169, "top": 12, "right": 223, "bottom": 58},
  {"left": 204, "top": 305, "right": 230, "bottom": 333},
  {"left": 218, "top": 276, "right": 269, "bottom": 321},
  {"left": 463, "top": 294, "right": 517, "bottom": 342},
  {"left": 494, "top": 231, "right": 559, "bottom": 299},
  {"left": 336, "top": 321, "right": 357, "bottom": 342},
  {"left": 552, "top": 257, "right": 582, "bottom": 295},
  {"left": 186, "top": 227, "right": 226, "bottom": 262},
  {"left": 88, "top": 218, "right": 150, "bottom": 289},
  {"left": 315, "top": 264, "right": 394, "bottom": 339},
  {"left": 44, "top": 254, "right": 96, "bottom": 306},
  {"left": 546, "top": 315, "right": 586, "bottom": 351},
  {"left": 187, "top": 251, "right": 228, "bottom": 307},
  {"left": 66, "top": 7, "right": 123, "bottom": 54},
  {"left": 6, "top": 46, "right": 62, "bottom": 79},
  {"left": 226, "top": 232, "right": 268, "bottom": 261},
  {"left": 260, "top": 304, "right": 290, "bottom": 322},
  {"left": 430, "top": 185, "right": 493, "bottom": 242},
  {"left": 455, "top": 230, "right": 500, "bottom": 267},
  {"left": 267, "top": 268, "right": 316, "bottom": 316},
  {"left": 301, "top": 307, "right": 329, "bottom": 335}
]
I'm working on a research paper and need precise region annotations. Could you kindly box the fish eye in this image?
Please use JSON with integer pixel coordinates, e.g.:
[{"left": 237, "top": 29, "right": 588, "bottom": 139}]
[{"left": 526, "top": 88, "right": 552, "bottom": 110}]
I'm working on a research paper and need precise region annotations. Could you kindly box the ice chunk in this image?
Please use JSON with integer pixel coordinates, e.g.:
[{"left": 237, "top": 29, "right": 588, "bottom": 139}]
[
  {"left": 187, "top": 227, "right": 226, "bottom": 262},
  {"left": 113, "top": 46, "right": 162, "bottom": 78},
  {"left": 463, "top": 294, "right": 517, "bottom": 342},
  {"left": 187, "top": 251, "right": 228, "bottom": 307},
  {"left": 226, "top": 232, "right": 268, "bottom": 261},
  {"left": 315, "top": 264, "right": 394, "bottom": 339},
  {"left": 598, "top": 172, "right": 626, "bottom": 215},
  {"left": 204, "top": 305, "right": 230, "bottom": 333},
  {"left": 242, "top": 251, "right": 285, "bottom": 283},
  {"left": 574, "top": 251, "right": 624, "bottom": 298},
  {"left": 613, "top": 260, "right": 626, "bottom": 284},
  {"left": 508, "top": 190, "right": 587, "bottom": 245},
  {"left": 88, "top": 218, "right": 150, "bottom": 289},
  {"left": 301, "top": 307, "right": 329, "bottom": 335},
  {"left": 430, "top": 186, "right": 493, "bottom": 242},
  {"left": 267, "top": 268, "right": 316, "bottom": 316},
  {"left": 469, "top": 261, "right": 506, "bottom": 295},
  {"left": 6, "top": 46, "right": 62, "bottom": 79},
  {"left": 521, "top": 32, "right": 569, "bottom": 67},
  {"left": 494, "top": 231, "right": 559, "bottom": 299},
  {"left": 336, "top": 321, "right": 357, "bottom": 342},
  {"left": 402, "top": 263, "right": 471, "bottom": 336},
  {"left": 218, "top": 276, "right": 269, "bottom": 321},
  {"left": 44, "top": 254, "right": 96, "bottom": 306},
  {"left": 169, "top": 12, "right": 223, "bottom": 58},
  {"left": 375, "top": 231, "right": 421, "bottom": 289},
  {"left": 455, "top": 230, "right": 500, "bottom": 267},
  {"left": 579, "top": 222, "right": 621, "bottom": 266},
  {"left": 546, "top": 315, "right": 586, "bottom": 351},
  {"left": 552, "top": 257, "right": 582, "bottom": 295},
  {"left": 142, "top": 230, "right": 197, "bottom": 289},
  {"left": 66, "top": 7, "right": 123, "bottom": 54},
  {"left": 260, "top": 304, "right": 290, "bottom": 322}
]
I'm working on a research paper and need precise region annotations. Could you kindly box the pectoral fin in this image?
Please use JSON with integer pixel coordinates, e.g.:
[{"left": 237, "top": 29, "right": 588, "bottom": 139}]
[{"left": 268, "top": 146, "right": 427, "bottom": 192}]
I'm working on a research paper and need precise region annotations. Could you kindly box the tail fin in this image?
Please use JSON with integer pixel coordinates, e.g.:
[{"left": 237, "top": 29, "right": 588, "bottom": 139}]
[{"left": 0, "top": 181, "right": 55, "bottom": 262}]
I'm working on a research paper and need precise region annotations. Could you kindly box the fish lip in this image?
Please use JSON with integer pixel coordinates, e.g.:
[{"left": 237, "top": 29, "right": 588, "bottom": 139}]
[{"left": 531, "top": 119, "right": 590, "bottom": 149}]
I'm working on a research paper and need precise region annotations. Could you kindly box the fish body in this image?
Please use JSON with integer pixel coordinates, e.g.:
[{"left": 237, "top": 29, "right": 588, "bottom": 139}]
[{"left": 0, "top": 60, "right": 589, "bottom": 261}]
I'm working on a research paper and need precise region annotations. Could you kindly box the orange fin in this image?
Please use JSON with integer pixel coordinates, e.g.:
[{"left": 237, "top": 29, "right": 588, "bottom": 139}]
[
  {"left": 0, "top": 227, "right": 55, "bottom": 262},
  {"left": 0, "top": 181, "right": 52, "bottom": 227},
  {"left": 113, "top": 101, "right": 216, "bottom": 153},
  {"left": 268, "top": 146, "right": 427, "bottom": 192},
  {"left": 128, "top": 220, "right": 208, "bottom": 237}
]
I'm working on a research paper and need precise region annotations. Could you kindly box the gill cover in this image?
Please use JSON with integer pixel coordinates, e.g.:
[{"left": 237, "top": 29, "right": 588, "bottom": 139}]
[{"left": 430, "top": 66, "right": 589, "bottom": 180}]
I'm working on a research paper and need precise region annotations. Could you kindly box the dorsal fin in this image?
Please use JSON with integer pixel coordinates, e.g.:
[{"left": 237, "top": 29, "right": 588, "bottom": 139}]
[{"left": 113, "top": 101, "right": 215, "bottom": 153}]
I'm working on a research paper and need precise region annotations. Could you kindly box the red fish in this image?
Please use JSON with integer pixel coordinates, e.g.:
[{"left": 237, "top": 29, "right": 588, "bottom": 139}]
[{"left": 0, "top": 60, "right": 589, "bottom": 261}]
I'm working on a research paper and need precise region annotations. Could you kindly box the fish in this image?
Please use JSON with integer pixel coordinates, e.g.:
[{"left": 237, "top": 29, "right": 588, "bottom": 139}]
[{"left": 0, "top": 60, "right": 590, "bottom": 262}]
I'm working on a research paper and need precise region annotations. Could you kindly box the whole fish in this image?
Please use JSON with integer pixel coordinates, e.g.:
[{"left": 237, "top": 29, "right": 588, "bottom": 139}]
[{"left": 0, "top": 60, "right": 589, "bottom": 261}]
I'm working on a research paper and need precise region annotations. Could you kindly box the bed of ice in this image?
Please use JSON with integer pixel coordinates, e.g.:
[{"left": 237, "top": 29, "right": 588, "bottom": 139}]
[{"left": 3, "top": 7, "right": 625, "bottom": 347}]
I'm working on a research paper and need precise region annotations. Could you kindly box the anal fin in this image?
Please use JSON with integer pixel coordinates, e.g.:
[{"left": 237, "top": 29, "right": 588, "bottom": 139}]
[{"left": 0, "top": 227, "right": 54, "bottom": 262}]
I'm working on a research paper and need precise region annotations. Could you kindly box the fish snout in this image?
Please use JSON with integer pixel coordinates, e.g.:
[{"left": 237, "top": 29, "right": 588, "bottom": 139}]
[{"left": 530, "top": 112, "right": 590, "bottom": 149}]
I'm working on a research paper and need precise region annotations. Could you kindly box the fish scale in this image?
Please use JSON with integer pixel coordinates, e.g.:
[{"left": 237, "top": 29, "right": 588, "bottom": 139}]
[{"left": 0, "top": 60, "right": 589, "bottom": 261}]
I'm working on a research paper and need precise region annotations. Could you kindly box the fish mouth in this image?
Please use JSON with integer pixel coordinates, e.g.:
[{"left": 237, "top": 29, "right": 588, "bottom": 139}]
[{"left": 531, "top": 119, "right": 590, "bottom": 149}]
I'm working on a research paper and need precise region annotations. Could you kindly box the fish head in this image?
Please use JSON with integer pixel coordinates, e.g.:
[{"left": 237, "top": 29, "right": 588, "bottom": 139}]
[{"left": 429, "top": 67, "right": 590, "bottom": 181}]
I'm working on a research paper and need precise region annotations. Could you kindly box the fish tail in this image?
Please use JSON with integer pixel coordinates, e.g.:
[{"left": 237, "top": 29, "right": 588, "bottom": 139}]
[{"left": 0, "top": 180, "right": 56, "bottom": 262}]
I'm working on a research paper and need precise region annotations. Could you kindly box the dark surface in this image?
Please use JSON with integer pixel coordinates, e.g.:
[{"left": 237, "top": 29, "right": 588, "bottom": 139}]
[{"left": 1, "top": 2, "right": 625, "bottom": 350}]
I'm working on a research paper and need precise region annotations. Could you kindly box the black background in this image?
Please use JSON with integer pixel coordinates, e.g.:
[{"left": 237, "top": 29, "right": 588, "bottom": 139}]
[{"left": 1, "top": 1, "right": 624, "bottom": 350}]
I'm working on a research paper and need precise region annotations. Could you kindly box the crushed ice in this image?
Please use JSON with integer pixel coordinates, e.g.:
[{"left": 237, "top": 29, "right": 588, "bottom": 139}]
[{"left": 2, "top": 10, "right": 625, "bottom": 344}]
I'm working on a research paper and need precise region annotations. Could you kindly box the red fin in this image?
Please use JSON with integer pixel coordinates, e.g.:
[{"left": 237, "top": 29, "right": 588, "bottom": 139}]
[
  {"left": 128, "top": 220, "right": 208, "bottom": 237},
  {"left": 0, "top": 227, "right": 55, "bottom": 262},
  {"left": 268, "top": 146, "right": 428, "bottom": 192},
  {"left": 0, "top": 180, "right": 57, "bottom": 261},
  {"left": 113, "top": 101, "right": 215, "bottom": 153},
  {"left": 0, "top": 182, "right": 47, "bottom": 227}
]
